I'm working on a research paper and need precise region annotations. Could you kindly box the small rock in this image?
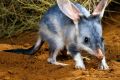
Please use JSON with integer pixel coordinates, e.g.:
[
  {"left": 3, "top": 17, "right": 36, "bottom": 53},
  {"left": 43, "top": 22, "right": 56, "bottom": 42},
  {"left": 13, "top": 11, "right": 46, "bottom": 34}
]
[
  {"left": 7, "top": 70, "right": 14, "bottom": 75},
  {"left": 82, "top": 71, "right": 89, "bottom": 75}
]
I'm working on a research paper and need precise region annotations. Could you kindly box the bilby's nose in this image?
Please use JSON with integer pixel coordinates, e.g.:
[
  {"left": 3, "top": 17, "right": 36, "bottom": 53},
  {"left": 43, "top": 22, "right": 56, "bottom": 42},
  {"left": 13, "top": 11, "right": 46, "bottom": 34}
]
[{"left": 96, "top": 49, "right": 104, "bottom": 60}]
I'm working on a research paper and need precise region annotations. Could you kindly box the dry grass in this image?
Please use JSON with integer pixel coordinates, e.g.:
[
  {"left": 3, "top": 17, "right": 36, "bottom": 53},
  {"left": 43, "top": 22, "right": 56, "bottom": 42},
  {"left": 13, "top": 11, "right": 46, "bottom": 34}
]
[{"left": 0, "top": 0, "right": 118, "bottom": 38}]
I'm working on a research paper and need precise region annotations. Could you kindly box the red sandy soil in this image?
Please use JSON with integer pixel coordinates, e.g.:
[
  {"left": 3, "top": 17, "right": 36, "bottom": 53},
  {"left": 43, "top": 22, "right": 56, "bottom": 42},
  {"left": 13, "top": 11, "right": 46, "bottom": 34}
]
[{"left": 0, "top": 14, "right": 119, "bottom": 80}]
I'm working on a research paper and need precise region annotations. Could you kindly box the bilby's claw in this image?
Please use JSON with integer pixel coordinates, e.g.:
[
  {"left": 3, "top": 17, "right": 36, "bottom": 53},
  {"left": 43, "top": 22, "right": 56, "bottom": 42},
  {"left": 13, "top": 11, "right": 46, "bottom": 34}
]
[
  {"left": 53, "top": 62, "right": 68, "bottom": 66},
  {"left": 47, "top": 58, "right": 68, "bottom": 66}
]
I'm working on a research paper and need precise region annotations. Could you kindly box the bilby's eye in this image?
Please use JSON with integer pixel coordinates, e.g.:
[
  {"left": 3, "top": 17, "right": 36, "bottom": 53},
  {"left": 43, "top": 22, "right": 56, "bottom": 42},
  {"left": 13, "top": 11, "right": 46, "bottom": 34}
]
[
  {"left": 84, "top": 37, "right": 90, "bottom": 43},
  {"left": 101, "top": 37, "right": 104, "bottom": 42}
]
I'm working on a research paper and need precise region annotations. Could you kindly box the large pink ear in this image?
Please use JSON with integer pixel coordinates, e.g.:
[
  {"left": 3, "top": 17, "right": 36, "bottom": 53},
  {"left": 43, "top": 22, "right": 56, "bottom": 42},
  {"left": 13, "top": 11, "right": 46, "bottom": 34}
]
[
  {"left": 92, "top": 0, "right": 108, "bottom": 18},
  {"left": 57, "top": 0, "right": 82, "bottom": 22}
]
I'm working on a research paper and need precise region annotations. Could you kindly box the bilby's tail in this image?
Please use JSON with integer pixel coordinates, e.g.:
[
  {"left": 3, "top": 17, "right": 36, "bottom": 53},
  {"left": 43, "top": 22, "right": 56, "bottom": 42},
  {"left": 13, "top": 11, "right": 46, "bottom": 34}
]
[{"left": 1, "top": 37, "right": 44, "bottom": 55}]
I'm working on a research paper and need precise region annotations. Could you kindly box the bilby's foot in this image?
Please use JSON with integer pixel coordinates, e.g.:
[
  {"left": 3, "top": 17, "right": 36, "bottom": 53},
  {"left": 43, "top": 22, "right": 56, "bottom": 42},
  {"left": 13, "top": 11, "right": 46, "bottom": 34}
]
[
  {"left": 99, "top": 57, "right": 109, "bottom": 70},
  {"left": 47, "top": 58, "right": 68, "bottom": 66},
  {"left": 53, "top": 62, "right": 68, "bottom": 66}
]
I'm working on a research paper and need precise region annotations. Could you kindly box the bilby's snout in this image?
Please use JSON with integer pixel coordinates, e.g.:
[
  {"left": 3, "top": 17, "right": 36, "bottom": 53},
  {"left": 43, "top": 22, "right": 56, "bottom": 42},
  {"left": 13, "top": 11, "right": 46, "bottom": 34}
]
[{"left": 95, "top": 48, "right": 104, "bottom": 60}]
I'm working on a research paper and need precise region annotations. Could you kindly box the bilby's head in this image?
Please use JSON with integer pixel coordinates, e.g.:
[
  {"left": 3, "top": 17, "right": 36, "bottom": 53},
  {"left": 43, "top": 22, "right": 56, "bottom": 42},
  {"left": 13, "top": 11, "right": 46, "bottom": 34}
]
[{"left": 57, "top": 0, "right": 108, "bottom": 59}]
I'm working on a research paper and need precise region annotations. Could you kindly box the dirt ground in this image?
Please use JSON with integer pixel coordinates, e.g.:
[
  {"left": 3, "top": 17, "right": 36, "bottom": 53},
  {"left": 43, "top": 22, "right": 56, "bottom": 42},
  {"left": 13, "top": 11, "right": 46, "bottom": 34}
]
[{"left": 0, "top": 14, "right": 119, "bottom": 80}]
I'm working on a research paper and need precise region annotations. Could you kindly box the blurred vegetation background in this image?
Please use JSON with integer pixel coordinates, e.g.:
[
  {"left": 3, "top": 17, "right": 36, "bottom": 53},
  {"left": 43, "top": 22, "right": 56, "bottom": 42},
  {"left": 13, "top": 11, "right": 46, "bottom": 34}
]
[{"left": 0, "top": 0, "right": 119, "bottom": 38}]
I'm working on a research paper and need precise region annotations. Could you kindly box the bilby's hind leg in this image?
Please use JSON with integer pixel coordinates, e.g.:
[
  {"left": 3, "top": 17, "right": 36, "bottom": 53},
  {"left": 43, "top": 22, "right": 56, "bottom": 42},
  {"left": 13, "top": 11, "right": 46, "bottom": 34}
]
[
  {"left": 47, "top": 38, "right": 68, "bottom": 66},
  {"left": 47, "top": 48, "right": 68, "bottom": 66}
]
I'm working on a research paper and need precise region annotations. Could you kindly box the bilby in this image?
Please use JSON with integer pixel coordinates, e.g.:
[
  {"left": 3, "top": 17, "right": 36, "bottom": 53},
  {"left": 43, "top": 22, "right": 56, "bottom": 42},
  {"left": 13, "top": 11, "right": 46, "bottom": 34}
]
[{"left": 2, "top": 0, "right": 109, "bottom": 70}]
